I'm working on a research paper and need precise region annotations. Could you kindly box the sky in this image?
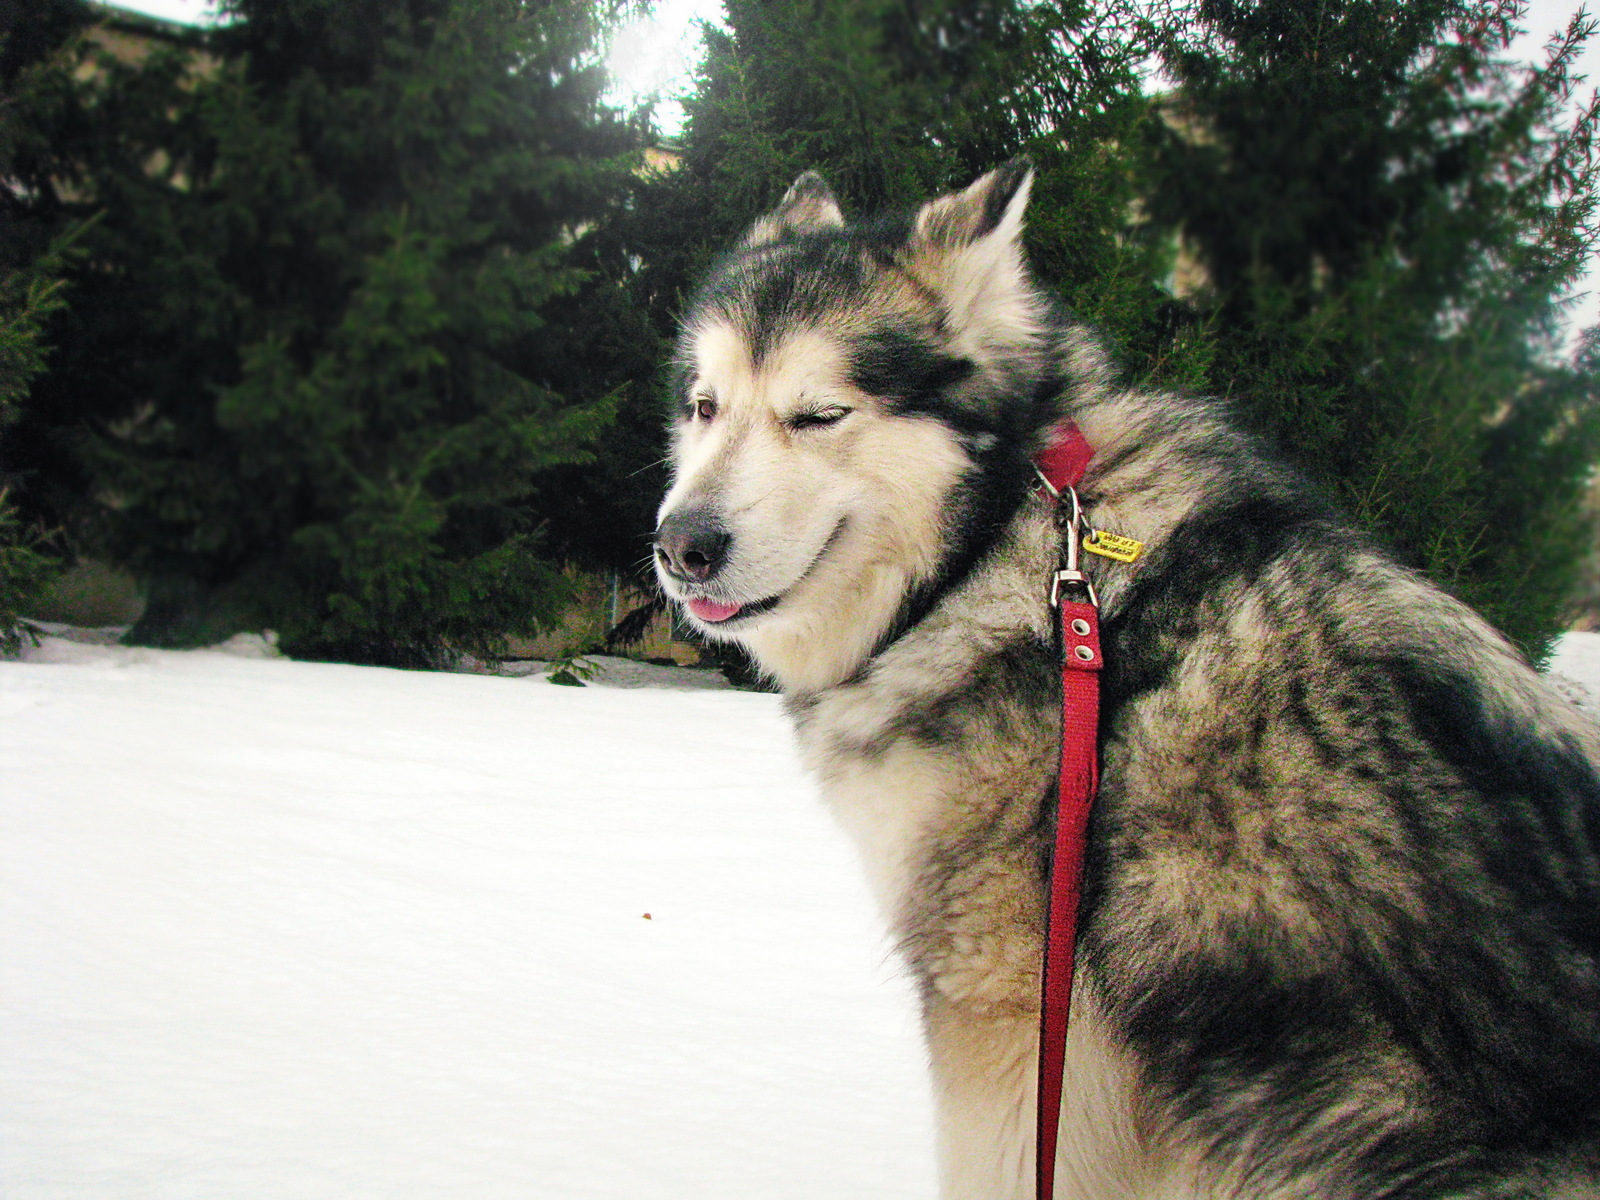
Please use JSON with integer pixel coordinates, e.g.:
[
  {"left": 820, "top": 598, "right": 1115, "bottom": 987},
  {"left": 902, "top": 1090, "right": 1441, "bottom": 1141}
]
[{"left": 602, "top": 0, "right": 725, "bottom": 132}]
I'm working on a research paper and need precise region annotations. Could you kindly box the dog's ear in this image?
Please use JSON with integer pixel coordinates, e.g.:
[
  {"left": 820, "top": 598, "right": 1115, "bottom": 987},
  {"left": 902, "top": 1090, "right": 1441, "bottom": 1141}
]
[
  {"left": 743, "top": 171, "right": 844, "bottom": 248},
  {"left": 906, "top": 159, "right": 1035, "bottom": 331},
  {"left": 912, "top": 158, "right": 1033, "bottom": 250}
]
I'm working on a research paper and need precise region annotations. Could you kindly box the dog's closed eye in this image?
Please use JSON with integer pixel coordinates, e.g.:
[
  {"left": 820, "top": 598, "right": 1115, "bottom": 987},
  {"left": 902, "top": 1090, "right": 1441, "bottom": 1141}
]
[{"left": 787, "top": 406, "right": 851, "bottom": 431}]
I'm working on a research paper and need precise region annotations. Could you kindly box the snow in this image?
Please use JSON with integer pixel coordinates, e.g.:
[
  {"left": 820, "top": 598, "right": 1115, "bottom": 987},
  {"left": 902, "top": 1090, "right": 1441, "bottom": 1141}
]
[
  {"left": 2, "top": 630, "right": 1597, "bottom": 1199},
  {"left": 1550, "top": 630, "right": 1600, "bottom": 716},
  {"left": 1, "top": 636, "right": 934, "bottom": 1199}
]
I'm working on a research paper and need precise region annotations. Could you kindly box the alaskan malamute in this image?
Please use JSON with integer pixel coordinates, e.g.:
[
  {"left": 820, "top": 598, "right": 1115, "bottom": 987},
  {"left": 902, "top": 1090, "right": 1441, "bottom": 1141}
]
[{"left": 653, "top": 163, "right": 1600, "bottom": 1198}]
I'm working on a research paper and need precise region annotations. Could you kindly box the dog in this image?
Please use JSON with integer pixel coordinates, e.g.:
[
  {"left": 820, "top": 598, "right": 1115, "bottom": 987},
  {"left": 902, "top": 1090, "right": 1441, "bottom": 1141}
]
[{"left": 652, "top": 162, "right": 1600, "bottom": 1198}]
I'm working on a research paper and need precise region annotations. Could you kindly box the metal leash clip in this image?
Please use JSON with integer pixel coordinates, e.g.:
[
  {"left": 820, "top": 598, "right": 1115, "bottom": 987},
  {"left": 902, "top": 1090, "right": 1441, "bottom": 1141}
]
[{"left": 1048, "top": 483, "right": 1098, "bottom": 609}]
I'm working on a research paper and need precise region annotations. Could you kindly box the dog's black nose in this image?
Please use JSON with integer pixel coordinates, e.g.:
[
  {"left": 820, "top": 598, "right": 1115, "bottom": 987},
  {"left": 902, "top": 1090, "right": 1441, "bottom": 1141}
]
[{"left": 655, "top": 509, "right": 731, "bottom": 583}]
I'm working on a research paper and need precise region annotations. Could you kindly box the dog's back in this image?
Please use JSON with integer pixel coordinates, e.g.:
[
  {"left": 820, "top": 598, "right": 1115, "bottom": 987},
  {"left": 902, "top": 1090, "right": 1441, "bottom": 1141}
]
[{"left": 1082, "top": 409, "right": 1600, "bottom": 1193}]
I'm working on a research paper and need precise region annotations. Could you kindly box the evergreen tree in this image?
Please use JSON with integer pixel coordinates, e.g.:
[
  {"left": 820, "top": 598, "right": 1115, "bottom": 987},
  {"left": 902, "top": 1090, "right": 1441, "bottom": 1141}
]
[
  {"left": 11, "top": 0, "right": 642, "bottom": 666},
  {"left": 633, "top": 0, "right": 1180, "bottom": 375},
  {"left": 0, "top": 0, "right": 94, "bottom": 651},
  {"left": 1144, "top": 0, "right": 1600, "bottom": 659},
  {"left": 0, "top": 243, "right": 72, "bottom": 654}
]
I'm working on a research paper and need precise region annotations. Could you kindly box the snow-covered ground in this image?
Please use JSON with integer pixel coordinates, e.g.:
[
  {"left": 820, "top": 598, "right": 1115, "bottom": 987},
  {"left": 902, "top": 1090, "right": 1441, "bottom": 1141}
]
[
  {"left": 1552, "top": 630, "right": 1600, "bottom": 715},
  {"left": 3, "top": 631, "right": 1598, "bottom": 1199},
  {"left": 1, "top": 636, "right": 935, "bottom": 1199}
]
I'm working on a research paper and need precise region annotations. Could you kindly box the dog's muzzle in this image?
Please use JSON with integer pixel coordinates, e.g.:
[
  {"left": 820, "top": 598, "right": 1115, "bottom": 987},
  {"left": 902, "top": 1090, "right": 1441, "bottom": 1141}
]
[{"left": 655, "top": 507, "right": 729, "bottom": 584}]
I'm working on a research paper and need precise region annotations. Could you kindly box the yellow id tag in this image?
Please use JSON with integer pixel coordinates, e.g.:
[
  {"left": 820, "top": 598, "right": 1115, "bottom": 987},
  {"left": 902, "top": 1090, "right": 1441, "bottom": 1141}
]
[{"left": 1083, "top": 530, "right": 1143, "bottom": 563}]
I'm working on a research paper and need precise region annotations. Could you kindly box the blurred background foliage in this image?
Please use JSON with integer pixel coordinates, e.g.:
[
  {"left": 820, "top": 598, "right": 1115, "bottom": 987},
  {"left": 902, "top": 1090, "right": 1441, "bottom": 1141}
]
[{"left": 1, "top": 0, "right": 1597, "bottom": 665}]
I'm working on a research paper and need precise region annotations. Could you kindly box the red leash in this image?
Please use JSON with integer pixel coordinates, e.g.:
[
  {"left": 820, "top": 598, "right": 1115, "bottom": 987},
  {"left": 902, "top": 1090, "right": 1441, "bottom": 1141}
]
[{"left": 1032, "top": 423, "right": 1101, "bottom": 1200}]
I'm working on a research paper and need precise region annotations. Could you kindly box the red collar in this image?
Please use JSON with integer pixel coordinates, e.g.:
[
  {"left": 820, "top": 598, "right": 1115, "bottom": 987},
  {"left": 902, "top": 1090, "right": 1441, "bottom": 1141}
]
[{"left": 1032, "top": 421, "right": 1094, "bottom": 493}]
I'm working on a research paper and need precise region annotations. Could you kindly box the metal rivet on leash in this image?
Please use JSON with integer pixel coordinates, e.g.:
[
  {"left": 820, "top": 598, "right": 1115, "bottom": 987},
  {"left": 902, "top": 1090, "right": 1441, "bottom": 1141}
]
[
  {"left": 1071, "top": 618, "right": 1091, "bottom": 636},
  {"left": 1074, "top": 645, "right": 1094, "bottom": 661}
]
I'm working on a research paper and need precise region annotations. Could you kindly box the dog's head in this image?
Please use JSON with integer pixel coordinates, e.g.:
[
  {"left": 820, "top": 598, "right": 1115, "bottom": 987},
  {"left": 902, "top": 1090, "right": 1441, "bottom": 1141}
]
[{"left": 654, "top": 162, "right": 1063, "bottom": 691}]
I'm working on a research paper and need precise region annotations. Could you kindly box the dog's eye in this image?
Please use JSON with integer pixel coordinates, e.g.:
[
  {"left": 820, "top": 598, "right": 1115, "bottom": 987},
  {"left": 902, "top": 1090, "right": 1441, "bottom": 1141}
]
[
  {"left": 691, "top": 395, "right": 717, "bottom": 422},
  {"left": 788, "top": 406, "right": 851, "bottom": 431}
]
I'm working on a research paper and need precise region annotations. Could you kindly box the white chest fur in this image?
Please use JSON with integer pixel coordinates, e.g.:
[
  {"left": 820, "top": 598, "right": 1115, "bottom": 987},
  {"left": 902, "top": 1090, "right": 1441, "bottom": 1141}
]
[
  {"left": 793, "top": 725, "right": 949, "bottom": 922},
  {"left": 786, "top": 692, "right": 1196, "bottom": 1200}
]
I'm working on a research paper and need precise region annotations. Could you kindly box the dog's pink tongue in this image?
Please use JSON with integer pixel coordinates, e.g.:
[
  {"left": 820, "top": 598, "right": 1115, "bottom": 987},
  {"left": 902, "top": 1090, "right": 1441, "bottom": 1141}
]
[{"left": 688, "top": 597, "right": 743, "bottom": 623}]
